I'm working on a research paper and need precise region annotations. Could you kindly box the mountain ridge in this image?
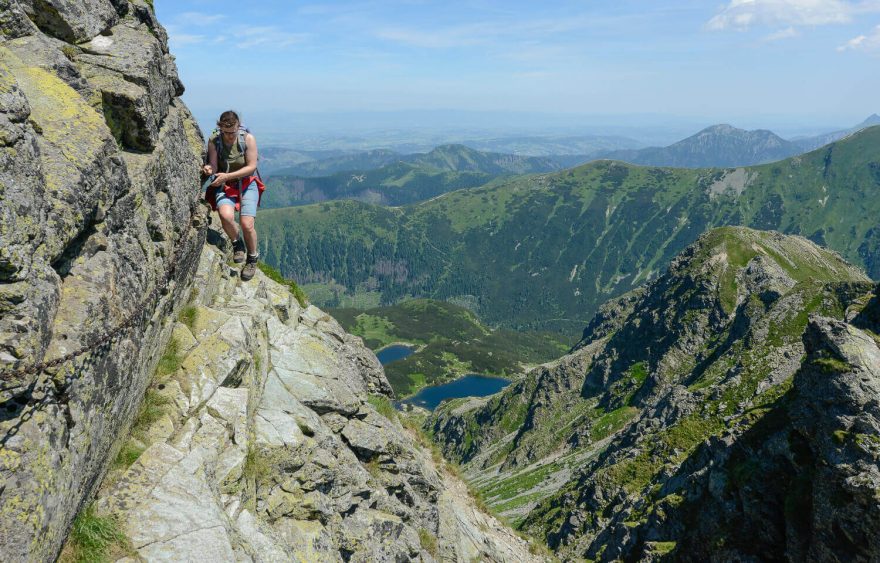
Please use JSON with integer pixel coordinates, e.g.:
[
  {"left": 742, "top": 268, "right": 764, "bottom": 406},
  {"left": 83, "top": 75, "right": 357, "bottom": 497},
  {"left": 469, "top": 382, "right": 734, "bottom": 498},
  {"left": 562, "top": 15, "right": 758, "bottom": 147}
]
[
  {"left": 595, "top": 123, "right": 799, "bottom": 168},
  {"left": 427, "top": 227, "right": 880, "bottom": 560},
  {"left": 261, "top": 143, "right": 564, "bottom": 208}
]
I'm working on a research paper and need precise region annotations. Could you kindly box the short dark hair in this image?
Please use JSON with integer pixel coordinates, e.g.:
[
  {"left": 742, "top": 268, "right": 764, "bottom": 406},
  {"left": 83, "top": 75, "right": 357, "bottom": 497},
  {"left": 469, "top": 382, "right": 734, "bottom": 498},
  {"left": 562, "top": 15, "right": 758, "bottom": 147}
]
[{"left": 217, "top": 110, "right": 240, "bottom": 129}]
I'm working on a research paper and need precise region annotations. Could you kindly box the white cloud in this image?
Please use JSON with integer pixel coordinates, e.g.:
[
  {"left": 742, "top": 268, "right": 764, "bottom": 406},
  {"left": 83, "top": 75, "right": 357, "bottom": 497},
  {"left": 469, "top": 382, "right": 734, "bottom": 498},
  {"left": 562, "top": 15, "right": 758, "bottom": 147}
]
[
  {"left": 176, "top": 12, "right": 227, "bottom": 26},
  {"left": 170, "top": 33, "right": 207, "bottom": 46},
  {"left": 838, "top": 24, "right": 880, "bottom": 50},
  {"left": 375, "top": 13, "right": 642, "bottom": 50},
  {"left": 707, "top": 0, "right": 868, "bottom": 30},
  {"left": 376, "top": 26, "right": 481, "bottom": 49},
  {"left": 239, "top": 27, "right": 309, "bottom": 49},
  {"left": 763, "top": 26, "right": 801, "bottom": 40},
  {"left": 164, "top": 12, "right": 226, "bottom": 47},
  {"left": 165, "top": 24, "right": 207, "bottom": 47}
]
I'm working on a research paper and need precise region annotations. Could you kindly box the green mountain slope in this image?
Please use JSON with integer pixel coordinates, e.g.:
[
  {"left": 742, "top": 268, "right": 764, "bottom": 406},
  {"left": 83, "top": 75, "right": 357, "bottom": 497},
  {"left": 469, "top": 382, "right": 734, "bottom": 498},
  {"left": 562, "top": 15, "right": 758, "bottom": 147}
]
[
  {"left": 404, "top": 144, "right": 562, "bottom": 175},
  {"left": 330, "top": 299, "right": 569, "bottom": 396},
  {"left": 427, "top": 227, "right": 878, "bottom": 560},
  {"left": 266, "top": 148, "right": 399, "bottom": 176},
  {"left": 261, "top": 144, "right": 563, "bottom": 208},
  {"left": 258, "top": 126, "right": 880, "bottom": 334},
  {"left": 261, "top": 162, "right": 495, "bottom": 208}
]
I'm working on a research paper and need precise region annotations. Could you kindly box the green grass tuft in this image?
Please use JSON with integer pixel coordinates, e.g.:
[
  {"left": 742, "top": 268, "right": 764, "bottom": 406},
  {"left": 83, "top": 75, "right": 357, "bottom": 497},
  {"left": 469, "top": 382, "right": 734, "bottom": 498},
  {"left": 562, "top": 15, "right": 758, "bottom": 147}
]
[
  {"left": 131, "top": 388, "right": 171, "bottom": 443},
  {"left": 178, "top": 305, "right": 198, "bottom": 330},
  {"left": 111, "top": 442, "right": 146, "bottom": 471},
  {"left": 242, "top": 445, "right": 272, "bottom": 485},
  {"left": 418, "top": 528, "right": 438, "bottom": 556},
  {"left": 61, "top": 45, "right": 78, "bottom": 61},
  {"left": 156, "top": 336, "right": 183, "bottom": 378},
  {"left": 59, "top": 504, "right": 130, "bottom": 563},
  {"left": 257, "top": 262, "right": 308, "bottom": 307},
  {"left": 814, "top": 356, "right": 851, "bottom": 374},
  {"left": 367, "top": 394, "right": 397, "bottom": 421}
]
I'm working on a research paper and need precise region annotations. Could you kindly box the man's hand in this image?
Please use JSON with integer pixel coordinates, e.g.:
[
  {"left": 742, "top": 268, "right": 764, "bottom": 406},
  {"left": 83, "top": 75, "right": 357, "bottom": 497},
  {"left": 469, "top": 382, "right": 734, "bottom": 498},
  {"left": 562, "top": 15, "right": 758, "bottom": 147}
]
[{"left": 202, "top": 164, "right": 213, "bottom": 175}]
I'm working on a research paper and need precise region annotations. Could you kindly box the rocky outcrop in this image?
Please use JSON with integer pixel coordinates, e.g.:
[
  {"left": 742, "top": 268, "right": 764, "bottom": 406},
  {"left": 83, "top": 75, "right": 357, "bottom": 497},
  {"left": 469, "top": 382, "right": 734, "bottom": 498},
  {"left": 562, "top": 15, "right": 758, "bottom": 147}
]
[
  {"left": 0, "top": 1, "right": 203, "bottom": 560},
  {"left": 88, "top": 240, "right": 537, "bottom": 562},
  {"left": 429, "top": 227, "right": 879, "bottom": 559},
  {"left": 583, "top": 312, "right": 880, "bottom": 562}
]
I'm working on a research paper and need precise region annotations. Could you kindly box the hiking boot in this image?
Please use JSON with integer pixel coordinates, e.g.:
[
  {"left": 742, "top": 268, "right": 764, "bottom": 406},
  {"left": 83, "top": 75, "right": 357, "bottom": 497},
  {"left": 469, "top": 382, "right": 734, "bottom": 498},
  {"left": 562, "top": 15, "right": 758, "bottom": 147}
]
[
  {"left": 241, "top": 254, "right": 259, "bottom": 282},
  {"left": 232, "top": 238, "right": 246, "bottom": 263}
]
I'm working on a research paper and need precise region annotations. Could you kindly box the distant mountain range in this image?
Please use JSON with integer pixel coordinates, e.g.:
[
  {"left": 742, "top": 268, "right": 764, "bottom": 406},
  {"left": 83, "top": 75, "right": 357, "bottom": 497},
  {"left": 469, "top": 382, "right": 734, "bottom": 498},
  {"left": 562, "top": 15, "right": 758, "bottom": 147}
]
[
  {"left": 257, "top": 126, "right": 880, "bottom": 335},
  {"left": 791, "top": 113, "right": 880, "bottom": 152},
  {"left": 592, "top": 114, "right": 880, "bottom": 168},
  {"left": 260, "top": 144, "right": 566, "bottom": 208},
  {"left": 259, "top": 115, "right": 878, "bottom": 178},
  {"left": 594, "top": 124, "right": 797, "bottom": 168},
  {"left": 258, "top": 135, "right": 644, "bottom": 175}
]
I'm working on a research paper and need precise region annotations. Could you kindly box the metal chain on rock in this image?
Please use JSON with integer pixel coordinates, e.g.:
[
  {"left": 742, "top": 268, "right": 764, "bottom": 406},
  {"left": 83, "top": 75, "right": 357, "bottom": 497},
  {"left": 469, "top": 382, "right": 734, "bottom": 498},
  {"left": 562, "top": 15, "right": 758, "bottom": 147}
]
[{"left": 0, "top": 214, "right": 200, "bottom": 382}]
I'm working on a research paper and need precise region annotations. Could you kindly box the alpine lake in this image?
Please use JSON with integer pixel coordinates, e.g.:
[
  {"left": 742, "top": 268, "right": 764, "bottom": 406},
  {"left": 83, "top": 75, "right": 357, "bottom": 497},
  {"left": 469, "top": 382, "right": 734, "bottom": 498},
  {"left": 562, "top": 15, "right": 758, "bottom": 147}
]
[{"left": 376, "top": 344, "right": 512, "bottom": 411}]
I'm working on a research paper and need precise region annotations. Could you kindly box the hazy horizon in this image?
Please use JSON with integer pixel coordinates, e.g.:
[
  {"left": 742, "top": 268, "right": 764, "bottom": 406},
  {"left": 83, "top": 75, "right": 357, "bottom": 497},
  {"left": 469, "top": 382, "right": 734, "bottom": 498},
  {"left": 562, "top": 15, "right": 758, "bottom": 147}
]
[
  {"left": 158, "top": 0, "right": 880, "bottom": 147},
  {"left": 188, "top": 108, "right": 877, "bottom": 152}
]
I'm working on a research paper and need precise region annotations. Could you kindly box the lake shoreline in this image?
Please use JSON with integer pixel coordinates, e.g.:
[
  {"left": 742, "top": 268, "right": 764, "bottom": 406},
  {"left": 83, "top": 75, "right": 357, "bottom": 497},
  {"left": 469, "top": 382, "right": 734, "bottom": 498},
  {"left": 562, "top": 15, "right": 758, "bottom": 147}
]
[{"left": 397, "top": 374, "right": 513, "bottom": 411}]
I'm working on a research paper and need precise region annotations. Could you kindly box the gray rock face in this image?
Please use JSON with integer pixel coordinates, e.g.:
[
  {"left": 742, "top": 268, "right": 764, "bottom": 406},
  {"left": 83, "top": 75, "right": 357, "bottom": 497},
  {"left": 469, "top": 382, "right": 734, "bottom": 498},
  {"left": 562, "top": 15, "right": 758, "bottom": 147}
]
[
  {"left": 89, "top": 241, "right": 538, "bottom": 562},
  {"left": 17, "top": 0, "right": 119, "bottom": 43},
  {"left": 0, "top": 2, "right": 203, "bottom": 561},
  {"left": 634, "top": 313, "right": 880, "bottom": 562}
]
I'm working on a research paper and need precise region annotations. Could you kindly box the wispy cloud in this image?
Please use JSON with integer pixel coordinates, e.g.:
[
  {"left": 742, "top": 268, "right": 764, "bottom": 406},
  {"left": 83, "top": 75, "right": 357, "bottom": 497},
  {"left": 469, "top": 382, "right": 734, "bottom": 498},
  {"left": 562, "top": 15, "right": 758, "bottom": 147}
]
[
  {"left": 169, "top": 32, "right": 207, "bottom": 46},
  {"left": 375, "top": 13, "right": 641, "bottom": 50},
  {"left": 239, "top": 27, "right": 310, "bottom": 49},
  {"left": 376, "top": 26, "right": 483, "bottom": 48},
  {"left": 164, "top": 12, "right": 226, "bottom": 47},
  {"left": 763, "top": 26, "right": 800, "bottom": 40},
  {"left": 176, "top": 12, "right": 227, "bottom": 26},
  {"left": 165, "top": 23, "right": 208, "bottom": 47},
  {"left": 838, "top": 24, "right": 880, "bottom": 50},
  {"left": 706, "top": 0, "right": 876, "bottom": 31}
]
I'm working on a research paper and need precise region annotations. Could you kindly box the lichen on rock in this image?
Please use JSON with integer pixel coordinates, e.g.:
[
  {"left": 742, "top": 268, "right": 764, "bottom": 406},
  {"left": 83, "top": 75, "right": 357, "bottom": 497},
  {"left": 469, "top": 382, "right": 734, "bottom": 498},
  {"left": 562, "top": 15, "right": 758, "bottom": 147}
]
[{"left": 0, "top": 1, "right": 204, "bottom": 560}]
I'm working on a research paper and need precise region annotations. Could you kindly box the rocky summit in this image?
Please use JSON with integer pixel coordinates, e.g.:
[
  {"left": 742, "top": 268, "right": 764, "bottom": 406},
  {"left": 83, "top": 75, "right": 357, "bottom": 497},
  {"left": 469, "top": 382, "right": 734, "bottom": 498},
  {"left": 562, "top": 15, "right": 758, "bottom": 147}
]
[{"left": 429, "top": 226, "right": 880, "bottom": 561}]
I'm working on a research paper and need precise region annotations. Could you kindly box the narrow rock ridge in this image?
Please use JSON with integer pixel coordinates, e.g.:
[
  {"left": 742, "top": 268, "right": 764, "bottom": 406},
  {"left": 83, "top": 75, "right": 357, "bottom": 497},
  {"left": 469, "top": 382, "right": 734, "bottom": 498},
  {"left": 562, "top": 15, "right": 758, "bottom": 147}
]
[
  {"left": 0, "top": 1, "right": 203, "bottom": 560},
  {"left": 429, "top": 226, "right": 879, "bottom": 560},
  {"left": 89, "top": 239, "right": 538, "bottom": 562}
]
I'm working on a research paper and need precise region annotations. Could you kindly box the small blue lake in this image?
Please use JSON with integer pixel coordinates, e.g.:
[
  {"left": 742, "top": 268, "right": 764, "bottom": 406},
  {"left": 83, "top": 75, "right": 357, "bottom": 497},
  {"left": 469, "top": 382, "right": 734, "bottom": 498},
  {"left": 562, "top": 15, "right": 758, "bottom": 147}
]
[
  {"left": 376, "top": 344, "right": 415, "bottom": 365},
  {"left": 401, "top": 375, "right": 512, "bottom": 411}
]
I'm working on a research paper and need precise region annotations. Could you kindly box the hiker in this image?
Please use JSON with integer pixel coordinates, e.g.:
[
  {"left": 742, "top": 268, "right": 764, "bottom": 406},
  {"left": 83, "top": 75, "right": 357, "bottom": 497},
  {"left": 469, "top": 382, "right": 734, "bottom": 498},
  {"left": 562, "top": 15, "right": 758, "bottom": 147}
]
[{"left": 202, "top": 110, "right": 265, "bottom": 281}]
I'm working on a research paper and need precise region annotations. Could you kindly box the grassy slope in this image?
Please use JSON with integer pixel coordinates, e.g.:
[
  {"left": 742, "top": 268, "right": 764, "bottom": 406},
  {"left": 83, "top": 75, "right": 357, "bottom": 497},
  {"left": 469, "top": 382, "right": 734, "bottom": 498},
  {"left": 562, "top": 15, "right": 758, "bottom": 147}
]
[
  {"left": 330, "top": 299, "right": 569, "bottom": 396},
  {"left": 259, "top": 126, "right": 880, "bottom": 336},
  {"left": 262, "top": 163, "right": 494, "bottom": 208}
]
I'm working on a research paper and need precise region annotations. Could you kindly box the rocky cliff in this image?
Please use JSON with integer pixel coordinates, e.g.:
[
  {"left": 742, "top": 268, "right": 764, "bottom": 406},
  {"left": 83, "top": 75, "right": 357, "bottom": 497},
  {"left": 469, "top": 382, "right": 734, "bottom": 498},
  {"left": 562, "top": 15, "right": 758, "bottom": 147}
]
[
  {"left": 429, "top": 227, "right": 880, "bottom": 560},
  {"left": 1, "top": 1, "right": 204, "bottom": 560},
  {"left": 80, "top": 237, "right": 537, "bottom": 562}
]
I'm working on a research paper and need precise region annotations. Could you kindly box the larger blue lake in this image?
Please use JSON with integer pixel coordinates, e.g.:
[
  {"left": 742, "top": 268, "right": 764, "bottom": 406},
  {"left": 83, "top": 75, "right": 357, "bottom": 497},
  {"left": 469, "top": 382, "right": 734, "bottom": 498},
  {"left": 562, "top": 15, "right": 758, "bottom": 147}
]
[
  {"left": 401, "top": 375, "right": 512, "bottom": 411},
  {"left": 376, "top": 344, "right": 415, "bottom": 365}
]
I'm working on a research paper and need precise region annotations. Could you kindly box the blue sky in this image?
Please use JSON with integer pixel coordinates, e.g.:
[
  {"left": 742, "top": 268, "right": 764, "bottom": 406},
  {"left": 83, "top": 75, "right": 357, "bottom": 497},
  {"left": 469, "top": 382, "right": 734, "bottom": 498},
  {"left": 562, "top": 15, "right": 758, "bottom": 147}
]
[{"left": 155, "top": 0, "right": 880, "bottom": 135}]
